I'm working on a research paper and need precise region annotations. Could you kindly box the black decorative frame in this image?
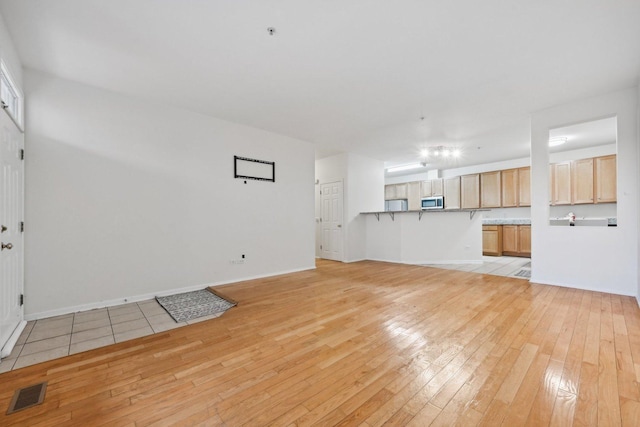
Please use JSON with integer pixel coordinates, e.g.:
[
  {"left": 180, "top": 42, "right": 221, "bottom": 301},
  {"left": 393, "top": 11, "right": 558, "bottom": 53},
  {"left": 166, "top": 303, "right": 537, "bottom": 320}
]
[{"left": 234, "top": 155, "right": 275, "bottom": 182}]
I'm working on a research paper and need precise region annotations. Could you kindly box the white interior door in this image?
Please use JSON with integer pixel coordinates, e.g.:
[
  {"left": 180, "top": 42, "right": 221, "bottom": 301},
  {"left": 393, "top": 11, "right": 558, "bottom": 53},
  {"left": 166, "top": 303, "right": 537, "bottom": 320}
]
[
  {"left": 0, "top": 109, "right": 24, "bottom": 357},
  {"left": 320, "top": 181, "right": 343, "bottom": 261}
]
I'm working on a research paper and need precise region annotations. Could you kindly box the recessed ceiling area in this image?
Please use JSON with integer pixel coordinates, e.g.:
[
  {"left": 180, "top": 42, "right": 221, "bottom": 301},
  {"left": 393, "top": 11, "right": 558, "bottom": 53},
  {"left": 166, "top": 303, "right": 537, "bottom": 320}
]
[{"left": 0, "top": 1, "right": 638, "bottom": 170}]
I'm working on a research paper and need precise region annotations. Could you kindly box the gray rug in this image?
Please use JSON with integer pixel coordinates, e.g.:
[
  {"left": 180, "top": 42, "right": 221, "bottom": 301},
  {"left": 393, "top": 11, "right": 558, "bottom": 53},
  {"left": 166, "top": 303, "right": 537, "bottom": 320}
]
[
  {"left": 156, "top": 289, "right": 236, "bottom": 323},
  {"left": 513, "top": 269, "right": 531, "bottom": 278}
]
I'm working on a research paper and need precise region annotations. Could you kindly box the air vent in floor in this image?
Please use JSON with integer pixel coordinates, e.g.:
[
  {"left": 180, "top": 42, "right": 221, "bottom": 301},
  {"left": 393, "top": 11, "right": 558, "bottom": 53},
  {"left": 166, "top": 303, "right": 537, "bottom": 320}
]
[{"left": 6, "top": 382, "right": 47, "bottom": 415}]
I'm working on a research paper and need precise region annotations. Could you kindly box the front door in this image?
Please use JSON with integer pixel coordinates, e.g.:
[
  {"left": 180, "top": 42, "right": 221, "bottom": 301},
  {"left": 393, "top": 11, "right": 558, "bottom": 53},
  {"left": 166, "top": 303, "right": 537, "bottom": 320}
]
[
  {"left": 320, "top": 181, "right": 343, "bottom": 261},
  {"left": 0, "top": 109, "right": 24, "bottom": 356}
]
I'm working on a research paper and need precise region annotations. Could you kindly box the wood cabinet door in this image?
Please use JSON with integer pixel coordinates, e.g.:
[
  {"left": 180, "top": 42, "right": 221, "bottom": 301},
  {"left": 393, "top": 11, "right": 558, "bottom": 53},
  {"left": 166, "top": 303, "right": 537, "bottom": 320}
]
[
  {"left": 518, "top": 167, "right": 531, "bottom": 207},
  {"left": 482, "top": 225, "right": 503, "bottom": 256},
  {"left": 572, "top": 158, "right": 594, "bottom": 204},
  {"left": 407, "top": 181, "right": 421, "bottom": 211},
  {"left": 461, "top": 174, "right": 480, "bottom": 209},
  {"left": 420, "top": 180, "right": 432, "bottom": 198},
  {"left": 443, "top": 176, "right": 461, "bottom": 210},
  {"left": 480, "top": 171, "right": 501, "bottom": 208},
  {"left": 395, "top": 183, "right": 408, "bottom": 199},
  {"left": 595, "top": 155, "right": 617, "bottom": 203},
  {"left": 501, "top": 169, "right": 518, "bottom": 207},
  {"left": 518, "top": 226, "right": 531, "bottom": 255},
  {"left": 502, "top": 225, "right": 518, "bottom": 254},
  {"left": 552, "top": 162, "right": 572, "bottom": 205},
  {"left": 431, "top": 178, "right": 444, "bottom": 196},
  {"left": 384, "top": 184, "right": 396, "bottom": 201}
]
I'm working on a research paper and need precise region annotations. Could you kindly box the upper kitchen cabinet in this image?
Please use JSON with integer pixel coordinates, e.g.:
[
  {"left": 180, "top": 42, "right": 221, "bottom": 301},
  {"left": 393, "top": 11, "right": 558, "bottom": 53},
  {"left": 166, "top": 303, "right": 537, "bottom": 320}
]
[
  {"left": 518, "top": 167, "right": 531, "bottom": 207},
  {"left": 572, "top": 158, "right": 594, "bottom": 204},
  {"left": 461, "top": 174, "right": 480, "bottom": 209},
  {"left": 501, "top": 169, "right": 518, "bottom": 207},
  {"left": 551, "top": 161, "right": 572, "bottom": 205},
  {"left": 421, "top": 178, "right": 444, "bottom": 197},
  {"left": 443, "top": 176, "right": 461, "bottom": 210},
  {"left": 407, "top": 181, "right": 421, "bottom": 210},
  {"left": 384, "top": 183, "right": 408, "bottom": 201},
  {"left": 595, "top": 155, "right": 616, "bottom": 203},
  {"left": 480, "top": 171, "right": 501, "bottom": 208},
  {"left": 431, "top": 178, "right": 443, "bottom": 196}
]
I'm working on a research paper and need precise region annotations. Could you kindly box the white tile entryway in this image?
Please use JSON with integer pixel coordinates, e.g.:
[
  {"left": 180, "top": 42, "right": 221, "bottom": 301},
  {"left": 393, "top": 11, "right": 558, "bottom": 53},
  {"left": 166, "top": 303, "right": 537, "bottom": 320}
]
[
  {"left": 423, "top": 255, "right": 531, "bottom": 278},
  {"left": 0, "top": 298, "right": 224, "bottom": 373}
]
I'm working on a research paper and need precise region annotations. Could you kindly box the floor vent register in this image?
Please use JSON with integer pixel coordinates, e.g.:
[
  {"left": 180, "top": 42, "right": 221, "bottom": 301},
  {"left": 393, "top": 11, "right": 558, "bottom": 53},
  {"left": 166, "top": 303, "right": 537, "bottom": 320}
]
[{"left": 6, "top": 382, "right": 47, "bottom": 415}]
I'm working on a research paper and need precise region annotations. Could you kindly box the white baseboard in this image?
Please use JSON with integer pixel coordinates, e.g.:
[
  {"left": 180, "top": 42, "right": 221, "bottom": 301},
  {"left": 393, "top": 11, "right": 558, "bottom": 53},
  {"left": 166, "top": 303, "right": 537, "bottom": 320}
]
[
  {"left": 528, "top": 275, "right": 635, "bottom": 297},
  {"left": 24, "top": 265, "right": 316, "bottom": 321}
]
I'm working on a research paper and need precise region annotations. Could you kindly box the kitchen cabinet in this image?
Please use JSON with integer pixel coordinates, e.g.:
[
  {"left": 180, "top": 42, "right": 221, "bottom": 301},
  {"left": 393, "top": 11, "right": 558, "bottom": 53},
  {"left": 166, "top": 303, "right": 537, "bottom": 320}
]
[
  {"left": 443, "top": 176, "right": 461, "bottom": 210},
  {"left": 502, "top": 225, "right": 530, "bottom": 257},
  {"left": 461, "top": 174, "right": 480, "bottom": 209},
  {"left": 395, "top": 183, "right": 408, "bottom": 199},
  {"left": 595, "top": 155, "right": 616, "bottom": 203},
  {"left": 431, "top": 178, "right": 443, "bottom": 196},
  {"left": 572, "top": 158, "right": 594, "bottom": 204},
  {"left": 407, "top": 181, "right": 421, "bottom": 211},
  {"left": 384, "top": 183, "right": 408, "bottom": 201},
  {"left": 518, "top": 226, "right": 531, "bottom": 256},
  {"left": 501, "top": 169, "right": 518, "bottom": 207},
  {"left": 480, "top": 171, "right": 501, "bottom": 208},
  {"left": 420, "top": 180, "right": 432, "bottom": 198},
  {"left": 518, "top": 167, "right": 531, "bottom": 207},
  {"left": 551, "top": 161, "right": 572, "bottom": 205},
  {"left": 421, "top": 178, "right": 443, "bottom": 197},
  {"left": 482, "top": 225, "right": 503, "bottom": 256}
]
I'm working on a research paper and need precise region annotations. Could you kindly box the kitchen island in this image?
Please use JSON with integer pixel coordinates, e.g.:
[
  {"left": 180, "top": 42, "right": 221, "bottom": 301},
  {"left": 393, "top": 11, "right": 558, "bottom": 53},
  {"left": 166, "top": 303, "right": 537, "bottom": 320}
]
[{"left": 361, "top": 210, "right": 484, "bottom": 265}]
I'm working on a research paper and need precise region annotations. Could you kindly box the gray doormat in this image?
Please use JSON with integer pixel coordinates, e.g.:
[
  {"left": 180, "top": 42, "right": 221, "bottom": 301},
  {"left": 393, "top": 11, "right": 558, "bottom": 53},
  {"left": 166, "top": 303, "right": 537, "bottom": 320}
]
[
  {"left": 513, "top": 269, "right": 531, "bottom": 278},
  {"left": 156, "top": 289, "right": 236, "bottom": 323}
]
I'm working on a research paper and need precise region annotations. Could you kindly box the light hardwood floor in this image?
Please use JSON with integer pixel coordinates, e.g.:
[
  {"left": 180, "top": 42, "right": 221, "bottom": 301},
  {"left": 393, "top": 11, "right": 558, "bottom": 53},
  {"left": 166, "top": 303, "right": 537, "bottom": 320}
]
[{"left": 1, "top": 259, "right": 639, "bottom": 426}]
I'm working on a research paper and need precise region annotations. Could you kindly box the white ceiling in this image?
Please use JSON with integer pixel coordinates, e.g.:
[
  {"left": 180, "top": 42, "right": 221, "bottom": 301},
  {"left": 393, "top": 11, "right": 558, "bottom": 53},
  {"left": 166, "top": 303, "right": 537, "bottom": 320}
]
[{"left": 1, "top": 1, "right": 638, "bottom": 170}]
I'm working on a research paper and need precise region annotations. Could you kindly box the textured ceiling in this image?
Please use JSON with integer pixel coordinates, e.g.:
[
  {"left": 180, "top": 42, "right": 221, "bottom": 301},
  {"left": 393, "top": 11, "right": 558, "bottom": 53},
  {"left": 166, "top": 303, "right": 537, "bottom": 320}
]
[{"left": 1, "top": 0, "right": 638, "bottom": 170}]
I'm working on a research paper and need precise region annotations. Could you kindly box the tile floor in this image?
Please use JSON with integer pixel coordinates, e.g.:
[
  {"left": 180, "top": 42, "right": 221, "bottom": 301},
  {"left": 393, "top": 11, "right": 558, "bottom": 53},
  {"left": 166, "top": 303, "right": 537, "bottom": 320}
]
[
  {"left": 0, "top": 299, "right": 224, "bottom": 373},
  {"left": 423, "top": 255, "right": 531, "bottom": 278}
]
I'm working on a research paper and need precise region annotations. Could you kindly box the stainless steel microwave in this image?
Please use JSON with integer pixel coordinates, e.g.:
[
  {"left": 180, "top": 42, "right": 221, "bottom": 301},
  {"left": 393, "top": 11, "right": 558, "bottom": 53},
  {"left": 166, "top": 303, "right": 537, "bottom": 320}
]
[{"left": 421, "top": 196, "right": 444, "bottom": 210}]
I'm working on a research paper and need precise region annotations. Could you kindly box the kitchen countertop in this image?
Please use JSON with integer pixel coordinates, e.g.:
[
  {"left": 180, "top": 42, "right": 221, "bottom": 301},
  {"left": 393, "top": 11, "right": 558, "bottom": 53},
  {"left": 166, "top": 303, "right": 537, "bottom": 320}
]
[
  {"left": 482, "top": 218, "right": 531, "bottom": 225},
  {"left": 483, "top": 217, "right": 617, "bottom": 226}
]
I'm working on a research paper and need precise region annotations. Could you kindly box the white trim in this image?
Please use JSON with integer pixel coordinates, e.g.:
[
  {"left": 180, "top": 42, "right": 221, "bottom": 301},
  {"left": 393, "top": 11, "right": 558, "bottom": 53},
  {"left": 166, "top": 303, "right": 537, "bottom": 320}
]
[
  {"left": 24, "top": 265, "right": 316, "bottom": 321},
  {"left": 0, "top": 320, "right": 27, "bottom": 358},
  {"left": 528, "top": 275, "right": 635, "bottom": 297}
]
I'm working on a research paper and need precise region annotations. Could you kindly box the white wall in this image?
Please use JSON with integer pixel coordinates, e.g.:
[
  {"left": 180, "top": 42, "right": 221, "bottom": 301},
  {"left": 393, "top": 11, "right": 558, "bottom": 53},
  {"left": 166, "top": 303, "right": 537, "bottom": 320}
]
[
  {"left": 24, "top": 70, "right": 316, "bottom": 319},
  {"left": 365, "top": 211, "right": 482, "bottom": 264},
  {"left": 315, "top": 152, "right": 384, "bottom": 261},
  {"left": 344, "top": 154, "right": 384, "bottom": 262},
  {"left": 531, "top": 87, "right": 638, "bottom": 296}
]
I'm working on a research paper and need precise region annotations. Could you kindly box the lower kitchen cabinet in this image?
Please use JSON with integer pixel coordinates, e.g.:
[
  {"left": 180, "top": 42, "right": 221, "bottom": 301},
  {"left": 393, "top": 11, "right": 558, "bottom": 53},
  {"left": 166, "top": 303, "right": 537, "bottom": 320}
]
[
  {"left": 502, "top": 225, "right": 531, "bottom": 257},
  {"left": 482, "top": 225, "right": 503, "bottom": 256}
]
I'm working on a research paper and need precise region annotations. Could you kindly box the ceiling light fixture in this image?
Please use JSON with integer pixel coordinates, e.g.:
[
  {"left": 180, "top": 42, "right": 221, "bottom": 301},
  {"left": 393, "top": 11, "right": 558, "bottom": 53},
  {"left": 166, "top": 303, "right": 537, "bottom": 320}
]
[
  {"left": 421, "top": 146, "right": 461, "bottom": 160},
  {"left": 548, "top": 137, "right": 567, "bottom": 147}
]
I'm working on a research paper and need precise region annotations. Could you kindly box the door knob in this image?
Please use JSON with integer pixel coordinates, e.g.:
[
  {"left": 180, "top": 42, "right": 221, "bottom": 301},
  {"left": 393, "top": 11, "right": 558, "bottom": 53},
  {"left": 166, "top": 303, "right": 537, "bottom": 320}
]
[
  {"left": 1, "top": 242, "right": 12, "bottom": 250},
  {"left": 0, "top": 225, "right": 6, "bottom": 233}
]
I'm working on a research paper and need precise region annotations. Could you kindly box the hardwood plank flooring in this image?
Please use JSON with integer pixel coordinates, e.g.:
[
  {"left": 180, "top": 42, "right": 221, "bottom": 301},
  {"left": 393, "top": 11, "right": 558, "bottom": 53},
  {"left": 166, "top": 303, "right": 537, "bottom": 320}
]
[{"left": 1, "top": 259, "right": 640, "bottom": 426}]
